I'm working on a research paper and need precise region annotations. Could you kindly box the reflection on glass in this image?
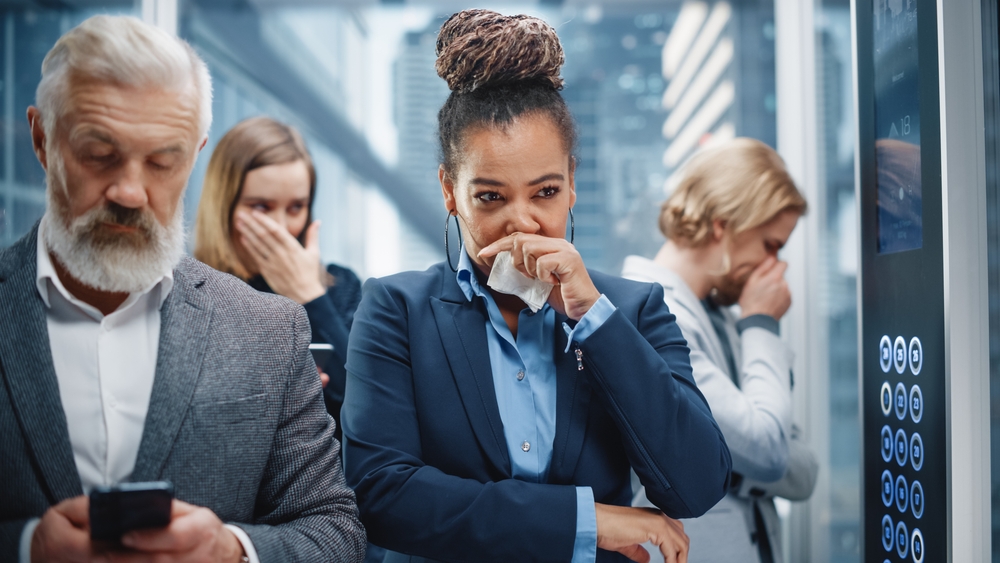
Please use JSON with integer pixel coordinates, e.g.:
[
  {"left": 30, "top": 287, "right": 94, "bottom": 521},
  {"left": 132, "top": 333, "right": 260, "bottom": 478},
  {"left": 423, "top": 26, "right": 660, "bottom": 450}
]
[{"left": 873, "top": 0, "right": 922, "bottom": 254}]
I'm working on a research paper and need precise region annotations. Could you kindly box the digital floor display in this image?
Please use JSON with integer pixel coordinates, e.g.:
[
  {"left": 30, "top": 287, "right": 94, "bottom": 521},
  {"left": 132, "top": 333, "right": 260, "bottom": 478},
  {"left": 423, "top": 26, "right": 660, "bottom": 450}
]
[
  {"left": 860, "top": 0, "right": 945, "bottom": 561},
  {"left": 874, "top": 0, "right": 922, "bottom": 254}
]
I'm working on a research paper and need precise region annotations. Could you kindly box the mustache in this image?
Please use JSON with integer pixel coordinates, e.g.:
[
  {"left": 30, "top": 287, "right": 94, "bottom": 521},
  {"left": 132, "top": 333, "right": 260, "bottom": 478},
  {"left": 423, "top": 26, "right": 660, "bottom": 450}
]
[
  {"left": 97, "top": 202, "right": 148, "bottom": 227},
  {"left": 82, "top": 202, "right": 157, "bottom": 246}
]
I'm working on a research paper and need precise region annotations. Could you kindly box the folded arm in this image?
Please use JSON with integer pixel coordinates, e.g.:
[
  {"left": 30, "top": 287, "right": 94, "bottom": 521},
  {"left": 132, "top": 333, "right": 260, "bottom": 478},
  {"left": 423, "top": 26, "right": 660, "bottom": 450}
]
[{"left": 576, "top": 283, "right": 732, "bottom": 518}]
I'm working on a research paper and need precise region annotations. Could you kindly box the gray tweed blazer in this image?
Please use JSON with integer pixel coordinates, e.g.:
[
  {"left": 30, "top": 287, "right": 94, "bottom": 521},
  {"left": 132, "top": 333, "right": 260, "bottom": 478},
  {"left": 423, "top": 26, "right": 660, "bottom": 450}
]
[{"left": 0, "top": 224, "right": 366, "bottom": 562}]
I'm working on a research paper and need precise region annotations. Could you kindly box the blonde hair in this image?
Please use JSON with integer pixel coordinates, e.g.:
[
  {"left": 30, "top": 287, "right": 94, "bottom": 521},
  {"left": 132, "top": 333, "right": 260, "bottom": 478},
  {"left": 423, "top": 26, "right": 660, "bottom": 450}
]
[
  {"left": 660, "top": 138, "right": 807, "bottom": 246},
  {"left": 36, "top": 15, "right": 212, "bottom": 139},
  {"left": 194, "top": 117, "right": 316, "bottom": 280}
]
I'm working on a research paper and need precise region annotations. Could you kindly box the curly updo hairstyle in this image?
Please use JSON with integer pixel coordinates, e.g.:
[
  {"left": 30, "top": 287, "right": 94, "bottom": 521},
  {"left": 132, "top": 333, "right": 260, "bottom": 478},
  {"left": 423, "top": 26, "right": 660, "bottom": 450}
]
[{"left": 435, "top": 9, "right": 577, "bottom": 173}]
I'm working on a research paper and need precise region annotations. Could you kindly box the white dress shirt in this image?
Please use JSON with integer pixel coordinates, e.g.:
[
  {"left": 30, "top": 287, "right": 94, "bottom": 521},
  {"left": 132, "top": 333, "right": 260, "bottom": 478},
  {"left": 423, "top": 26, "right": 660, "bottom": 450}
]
[{"left": 20, "top": 214, "right": 258, "bottom": 563}]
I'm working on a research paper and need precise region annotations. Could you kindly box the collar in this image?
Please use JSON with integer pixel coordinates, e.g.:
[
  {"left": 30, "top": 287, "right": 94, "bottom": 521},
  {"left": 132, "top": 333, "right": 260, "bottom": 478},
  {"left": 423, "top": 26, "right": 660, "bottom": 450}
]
[
  {"left": 35, "top": 213, "right": 174, "bottom": 316},
  {"left": 455, "top": 247, "right": 552, "bottom": 316},
  {"left": 455, "top": 246, "right": 484, "bottom": 303}
]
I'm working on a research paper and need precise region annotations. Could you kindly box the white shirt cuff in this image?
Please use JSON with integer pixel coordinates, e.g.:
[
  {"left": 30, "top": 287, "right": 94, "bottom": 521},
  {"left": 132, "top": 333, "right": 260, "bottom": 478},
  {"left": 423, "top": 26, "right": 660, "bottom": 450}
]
[
  {"left": 19, "top": 518, "right": 40, "bottom": 563},
  {"left": 225, "top": 524, "right": 260, "bottom": 563}
]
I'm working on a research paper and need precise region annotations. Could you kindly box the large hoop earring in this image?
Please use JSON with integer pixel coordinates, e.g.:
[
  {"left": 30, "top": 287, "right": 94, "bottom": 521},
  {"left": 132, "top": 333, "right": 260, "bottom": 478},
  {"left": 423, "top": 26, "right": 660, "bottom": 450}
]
[
  {"left": 445, "top": 212, "right": 463, "bottom": 272},
  {"left": 568, "top": 208, "right": 575, "bottom": 245}
]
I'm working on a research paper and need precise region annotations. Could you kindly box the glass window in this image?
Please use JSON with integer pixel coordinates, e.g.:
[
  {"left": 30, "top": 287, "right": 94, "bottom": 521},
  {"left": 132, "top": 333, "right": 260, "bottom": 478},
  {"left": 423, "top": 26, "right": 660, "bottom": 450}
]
[
  {"left": 793, "top": 1, "right": 861, "bottom": 561},
  {"left": 177, "top": 0, "right": 776, "bottom": 277},
  {"left": 0, "top": 2, "right": 136, "bottom": 248}
]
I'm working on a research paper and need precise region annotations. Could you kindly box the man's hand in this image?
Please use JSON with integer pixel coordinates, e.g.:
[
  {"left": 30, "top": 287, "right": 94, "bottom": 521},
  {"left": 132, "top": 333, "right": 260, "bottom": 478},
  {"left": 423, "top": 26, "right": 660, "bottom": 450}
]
[
  {"left": 595, "top": 503, "right": 689, "bottom": 563},
  {"left": 235, "top": 210, "right": 326, "bottom": 305},
  {"left": 108, "top": 500, "right": 244, "bottom": 563},
  {"left": 738, "top": 256, "right": 791, "bottom": 320},
  {"left": 30, "top": 496, "right": 92, "bottom": 563}
]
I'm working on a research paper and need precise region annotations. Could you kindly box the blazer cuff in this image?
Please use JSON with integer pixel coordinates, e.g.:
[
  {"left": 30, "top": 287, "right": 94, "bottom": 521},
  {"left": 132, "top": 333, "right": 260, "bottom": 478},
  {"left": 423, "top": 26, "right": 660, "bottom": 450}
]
[
  {"left": 572, "top": 487, "right": 598, "bottom": 563},
  {"left": 562, "top": 294, "right": 616, "bottom": 352},
  {"left": 19, "top": 518, "right": 39, "bottom": 563},
  {"left": 226, "top": 524, "right": 260, "bottom": 563},
  {"left": 736, "top": 314, "right": 780, "bottom": 335}
]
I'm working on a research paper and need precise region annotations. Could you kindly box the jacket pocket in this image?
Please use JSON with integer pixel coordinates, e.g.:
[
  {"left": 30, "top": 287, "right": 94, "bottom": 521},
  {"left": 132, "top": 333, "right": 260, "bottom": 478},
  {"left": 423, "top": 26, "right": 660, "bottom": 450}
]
[{"left": 191, "top": 392, "right": 267, "bottom": 426}]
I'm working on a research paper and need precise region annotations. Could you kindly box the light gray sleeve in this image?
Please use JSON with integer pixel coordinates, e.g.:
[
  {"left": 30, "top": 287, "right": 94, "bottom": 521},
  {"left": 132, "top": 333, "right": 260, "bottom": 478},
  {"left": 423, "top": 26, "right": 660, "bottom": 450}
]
[
  {"left": 733, "top": 427, "right": 819, "bottom": 501},
  {"left": 687, "top": 322, "right": 792, "bottom": 482}
]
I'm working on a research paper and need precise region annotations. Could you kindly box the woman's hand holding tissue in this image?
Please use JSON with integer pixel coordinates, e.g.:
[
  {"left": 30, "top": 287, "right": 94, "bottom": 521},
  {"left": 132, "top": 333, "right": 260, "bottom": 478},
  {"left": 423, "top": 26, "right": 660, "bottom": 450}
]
[{"left": 479, "top": 233, "right": 600, "bottom": 321}]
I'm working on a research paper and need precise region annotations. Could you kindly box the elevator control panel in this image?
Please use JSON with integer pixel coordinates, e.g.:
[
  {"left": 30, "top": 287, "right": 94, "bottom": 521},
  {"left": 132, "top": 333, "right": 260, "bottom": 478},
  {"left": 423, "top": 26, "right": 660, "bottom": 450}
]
[{"left": 859, "top": 0, "right": 945, "bottom": 560}]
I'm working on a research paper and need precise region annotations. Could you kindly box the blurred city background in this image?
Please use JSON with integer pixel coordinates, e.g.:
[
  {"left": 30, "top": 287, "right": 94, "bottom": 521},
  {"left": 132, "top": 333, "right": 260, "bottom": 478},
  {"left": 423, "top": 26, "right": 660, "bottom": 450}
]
[{"left": 0, "top": 1, "right": 858, "bottom": 561}]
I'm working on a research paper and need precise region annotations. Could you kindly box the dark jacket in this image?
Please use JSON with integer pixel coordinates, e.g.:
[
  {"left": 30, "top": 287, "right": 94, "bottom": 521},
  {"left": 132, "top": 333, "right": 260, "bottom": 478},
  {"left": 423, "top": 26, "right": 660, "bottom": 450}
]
[
  {"left": 341, "top": 262, "right": 732, "bottom": 563},
  {"left": 249, "top": 263, "right": 362, "bottom": 440},
  {"left": 0, "top": 225, "right": 366, "bottom": 562}
]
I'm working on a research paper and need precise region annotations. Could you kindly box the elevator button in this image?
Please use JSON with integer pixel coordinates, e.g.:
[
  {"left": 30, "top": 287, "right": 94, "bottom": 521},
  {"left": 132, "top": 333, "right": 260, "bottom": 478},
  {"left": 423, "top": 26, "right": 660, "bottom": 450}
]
[
  {"left": 910, "top": 432, "right": 924, "bottom": 471},
  {"left": 909, "top": 385, "right": 923, "bottom": 423},
  {"left": 880, "top": 335, "right": 892, "bottom": 373},
  {"left": 880, "top": 382, "right": 892, "bottom": 416},
  {"left": 895, "top": 428, "right": 908, "bottom": 467},
  {"left": 882, "top": 515, "right": 894, "bottom": 552},
  {"left": 896, "top": 520, "right": 909, "bottom": 559},
  {"left": 881, "top": 425, "right": 893, "bottom": 462},
  {"left": 911, "top": 528, "right": 924, "bottom": 563},
  {"left": 881, "top": 470, "right": 893, "bottom": 507},
  {"left": 895, "top": 474, "right": 908, "bottom": 513},
  {"left": 894, "top": 336, "right": 907, "bottom": 374},
  {"left": 908, "top": 337, "right": 922, "bottom": 375},
  {"left": 910, "top": 480, "right": 924, "bottom": 519},
  {"left": 895, "top": 382, "right": 908, "bottom": 420}
]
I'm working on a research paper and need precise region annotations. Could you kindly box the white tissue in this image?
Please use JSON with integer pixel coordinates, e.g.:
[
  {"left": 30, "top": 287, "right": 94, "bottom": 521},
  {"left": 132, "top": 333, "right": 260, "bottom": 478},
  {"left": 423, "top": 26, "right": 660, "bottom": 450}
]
[{"left": 486, "top": 251, "right": 554, "bottom": 313}]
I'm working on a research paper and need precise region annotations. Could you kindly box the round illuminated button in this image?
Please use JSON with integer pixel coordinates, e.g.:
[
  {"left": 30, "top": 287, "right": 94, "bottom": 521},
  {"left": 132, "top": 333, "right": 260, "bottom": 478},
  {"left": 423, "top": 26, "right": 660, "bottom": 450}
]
[
  {"left": 910, "top": 432, "right": 924, "bottom": 471},
  {"left": 910, "top": 480, "right": 924, "bottom": 519},
  {"left": 880, "top": 335, "right": 892, "bottom": 373},
  {"left": 881, "top": 470, "right": 894, "bottom": 507},
  {"left": 895, "top": 474, "right": 908, "bottom": 513},
  {"left": 896, "top": 520, "right": 909, "bottom": 558},
  {"left": 895, "top": 428, "right": 909, "bottom": 467},
  {"left": 880, "top": 382, "right": 892, "bottom": 416},
  {"left": 908, "top": 337, "right": 922, "bottom": 375},
  {"left": 895, "top": 382, "right": 908, "bottom": 420},
  {"left": 911, "top": 528, "right": 924, "bottom": 563},
  {"left": 894, "top": 336, "right": 907, "bottom": 374},
  {"left": 881, "top": 425, "right": 893, "bottom": 462},
  {"left": 881, "top": 514, "right": 894, "bottom": 552},
  {"left": 909, "top": 385, "right": 923, "bottom": 423}
]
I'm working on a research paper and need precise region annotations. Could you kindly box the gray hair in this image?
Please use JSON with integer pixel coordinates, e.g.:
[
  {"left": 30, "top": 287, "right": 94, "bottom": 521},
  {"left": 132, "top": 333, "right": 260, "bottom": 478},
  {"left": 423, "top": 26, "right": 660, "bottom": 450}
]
[{"left": 35, "top": 15, "right": 213, "bottom": 139}]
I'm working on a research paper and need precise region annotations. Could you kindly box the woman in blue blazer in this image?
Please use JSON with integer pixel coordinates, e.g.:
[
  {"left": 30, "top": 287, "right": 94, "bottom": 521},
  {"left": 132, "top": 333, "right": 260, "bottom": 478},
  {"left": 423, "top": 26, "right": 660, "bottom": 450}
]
[{"left": 342, "top": 10, "right": 731, "bottom": 563}]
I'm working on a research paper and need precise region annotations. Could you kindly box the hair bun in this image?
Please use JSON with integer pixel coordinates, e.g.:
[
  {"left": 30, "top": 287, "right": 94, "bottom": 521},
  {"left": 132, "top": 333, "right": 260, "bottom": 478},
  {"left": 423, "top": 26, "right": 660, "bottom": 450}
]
[{"left": 435, "top": 9, "right": 564, "bottom": 93}]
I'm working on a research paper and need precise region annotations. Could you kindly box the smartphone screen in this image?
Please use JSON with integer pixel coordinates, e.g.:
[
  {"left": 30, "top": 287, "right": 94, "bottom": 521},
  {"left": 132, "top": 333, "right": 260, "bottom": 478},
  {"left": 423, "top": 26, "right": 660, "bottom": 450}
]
[
  {"left": 89, "top": 481, "right": 174, "bottom": 542},
  {"left": 309, "top": 343, "right": 335, "bottom": 369}
]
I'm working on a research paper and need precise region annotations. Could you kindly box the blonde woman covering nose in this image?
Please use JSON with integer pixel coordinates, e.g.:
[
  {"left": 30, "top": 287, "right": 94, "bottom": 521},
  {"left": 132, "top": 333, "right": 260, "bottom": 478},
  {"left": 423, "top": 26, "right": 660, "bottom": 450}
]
[{"left": 195, "top": 117, "right": 362, "bottom": 440}]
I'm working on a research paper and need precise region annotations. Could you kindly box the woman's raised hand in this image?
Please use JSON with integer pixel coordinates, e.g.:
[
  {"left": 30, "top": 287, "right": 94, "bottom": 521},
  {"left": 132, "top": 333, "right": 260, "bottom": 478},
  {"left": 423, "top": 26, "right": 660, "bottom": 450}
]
[
  {"left": 595, "top": 503, "right": 690, "bottom": 563},
  {"left": 234, "top": 210, "right": 326, "bottom": 304},
  {"left": 479, "top": 233, "right": 601, "bottom": 320}
]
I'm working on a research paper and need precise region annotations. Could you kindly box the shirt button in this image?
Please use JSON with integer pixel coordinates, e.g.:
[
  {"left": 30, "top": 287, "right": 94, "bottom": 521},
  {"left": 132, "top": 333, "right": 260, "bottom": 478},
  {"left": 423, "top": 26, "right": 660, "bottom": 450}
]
[
  {"left": 521, "top": 441, "right": 531, "bottom": 452},
  {"left": 517, "top": 370, "right": 525, "bottom": 381}
]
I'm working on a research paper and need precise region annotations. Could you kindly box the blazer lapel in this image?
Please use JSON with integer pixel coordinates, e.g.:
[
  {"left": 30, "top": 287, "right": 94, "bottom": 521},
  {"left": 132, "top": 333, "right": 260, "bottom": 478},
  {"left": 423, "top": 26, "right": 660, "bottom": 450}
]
[
  {"left": 0, "top": 225, "right": 82, "bottom": 502},
  {"left": 548, "top": 313, "right": 592, "bottom": 484},
  {"left": 131, "top": 261, "right": 213, "bottom": 482},
  {"left": 429, "top": 275, "right": 511, "bottom": 477}
]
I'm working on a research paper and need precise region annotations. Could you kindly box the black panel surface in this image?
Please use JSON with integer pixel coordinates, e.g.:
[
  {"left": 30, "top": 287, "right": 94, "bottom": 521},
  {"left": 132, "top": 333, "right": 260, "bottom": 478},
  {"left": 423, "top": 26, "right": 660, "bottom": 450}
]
[{"left": 858, "top": 0, "right": 946, "bottom": 561}]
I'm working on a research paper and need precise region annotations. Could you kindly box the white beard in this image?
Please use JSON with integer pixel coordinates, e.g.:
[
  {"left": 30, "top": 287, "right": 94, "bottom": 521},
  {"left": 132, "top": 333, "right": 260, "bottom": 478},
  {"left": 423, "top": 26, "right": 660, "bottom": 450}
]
[{"left": 43, "top": 155, "right": 186, "bottom": 294}]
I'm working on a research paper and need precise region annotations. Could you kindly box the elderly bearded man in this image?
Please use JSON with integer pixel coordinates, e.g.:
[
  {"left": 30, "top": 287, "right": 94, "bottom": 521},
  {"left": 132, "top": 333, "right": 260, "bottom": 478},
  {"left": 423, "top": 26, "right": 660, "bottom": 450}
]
[{"left": 0, "top": 15, "right": 365, "bottom": 563}]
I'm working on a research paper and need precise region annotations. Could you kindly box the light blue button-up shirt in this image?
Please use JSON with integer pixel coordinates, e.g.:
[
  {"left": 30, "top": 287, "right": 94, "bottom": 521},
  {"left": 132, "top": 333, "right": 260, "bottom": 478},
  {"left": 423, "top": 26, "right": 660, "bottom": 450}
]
[{"left": 457, "top": 249, "right": 616, "bottom": 563}]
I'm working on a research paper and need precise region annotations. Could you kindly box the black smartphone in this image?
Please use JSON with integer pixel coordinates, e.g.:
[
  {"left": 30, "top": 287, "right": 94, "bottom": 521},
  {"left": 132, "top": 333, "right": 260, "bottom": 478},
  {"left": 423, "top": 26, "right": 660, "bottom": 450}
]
[
  {"left": 89, "top": 481, "right": 174, "bottom": 542},
  {"left": 309, "top": 343, "right": 335, "bottom": 369}
]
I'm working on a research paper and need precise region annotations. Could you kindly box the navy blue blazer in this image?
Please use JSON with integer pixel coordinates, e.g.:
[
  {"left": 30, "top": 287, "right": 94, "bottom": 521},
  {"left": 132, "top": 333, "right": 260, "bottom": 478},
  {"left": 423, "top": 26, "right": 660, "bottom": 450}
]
[{"left": 342, "top": 263, "right": 731, "bottom": 563}]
